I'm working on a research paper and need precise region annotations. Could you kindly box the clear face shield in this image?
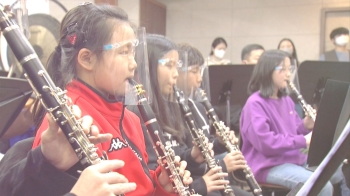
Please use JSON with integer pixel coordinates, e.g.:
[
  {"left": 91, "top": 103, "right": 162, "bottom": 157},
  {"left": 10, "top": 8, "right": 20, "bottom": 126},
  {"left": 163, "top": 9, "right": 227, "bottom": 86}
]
[
  {"left": 199, "top": 64, "right": 210, "bottom": 101},
  {"left": 125, "top": 27, "right": 152, "bottom": 105},
  {"left": 157, "top": 50, "right": 187, "bottom": 104},
  {"left": 99, "top": 26, "right": 150, "bottom": 105},
  {"left": 177, "top": 63, "right": 207, "bottom": 102}
]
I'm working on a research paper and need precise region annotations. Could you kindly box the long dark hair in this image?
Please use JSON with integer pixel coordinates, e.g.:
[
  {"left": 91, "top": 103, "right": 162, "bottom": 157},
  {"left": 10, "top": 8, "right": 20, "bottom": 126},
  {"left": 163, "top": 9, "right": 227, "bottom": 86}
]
[
  {"left": 146, "top": 34, "right": 184, "bottom": 143},
  {"left": 248, "top": 49, "right": 289, "bottom": 98},
  {"left": 277, "top": 38, "right": 299, "bottom": 66},
  {"left": 33, "top": 3, "right": 131, "bottom": 128},
  {"left": 209, "top": 37, "right": 227, "bottom": 55}
]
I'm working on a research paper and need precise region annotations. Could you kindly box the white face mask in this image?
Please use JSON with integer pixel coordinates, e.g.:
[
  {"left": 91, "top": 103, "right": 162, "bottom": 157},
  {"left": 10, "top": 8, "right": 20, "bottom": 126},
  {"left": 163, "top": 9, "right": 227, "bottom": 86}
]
[
  {"left": 214, "top": 49, "right": 225, "bottom": 59},
  {"left": 335, "top": 35, "right": 349, "bottom": 46},
  {"left": 281, "top": 48, "right": 293, "bottom": 55}
]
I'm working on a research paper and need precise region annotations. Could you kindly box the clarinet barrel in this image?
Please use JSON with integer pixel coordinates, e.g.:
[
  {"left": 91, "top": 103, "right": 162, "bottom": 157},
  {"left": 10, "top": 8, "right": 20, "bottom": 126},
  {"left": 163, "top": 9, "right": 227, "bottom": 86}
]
[{"left": 288, "top": 81, "right": 316, "bottom": 122}]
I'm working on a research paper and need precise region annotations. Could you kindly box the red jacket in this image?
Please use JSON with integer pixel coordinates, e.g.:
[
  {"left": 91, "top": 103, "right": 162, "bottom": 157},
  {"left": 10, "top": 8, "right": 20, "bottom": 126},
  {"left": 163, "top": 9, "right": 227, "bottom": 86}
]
[{"left": 33, "top": 79, "right": 177, "bottom": 196}]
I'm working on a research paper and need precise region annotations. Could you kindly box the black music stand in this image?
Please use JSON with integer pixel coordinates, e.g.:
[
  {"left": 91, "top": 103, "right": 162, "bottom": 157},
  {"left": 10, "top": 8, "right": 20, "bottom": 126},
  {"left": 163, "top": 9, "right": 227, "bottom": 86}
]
[
  {"left": 287, "top": 79, "right": 350, "bottom": 196},
  {"left": 218, "top": 80, "right": 232, "bottom": 126},
  {"left": 208, "top": 64, "right": 255, "bottom": 107},
  {"left": 298, "top": 61, "right": 350, "bottom": 105},
  {"left": 288, "top": 119, "right": 350, "bottom": 196},
  {"left": 207, "top": 64, "right": 255, "bottom": 132},
  {"left": 0, "top": 71, "right": 8, "bottom": 77},
  {"left": 307, "top": 79, "right": 350, "bottom": 169},
  {"left": 0, "top": 70, "right": 16, "bottom": 77},
  {"left": 0, "top": 77, "right": 32, "bottom": 138}
]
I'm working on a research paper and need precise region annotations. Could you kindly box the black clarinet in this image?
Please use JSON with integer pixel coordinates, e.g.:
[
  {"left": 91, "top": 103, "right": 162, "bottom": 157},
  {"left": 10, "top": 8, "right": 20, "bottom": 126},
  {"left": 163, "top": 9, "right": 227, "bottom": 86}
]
[
  {"left": 173, "top": 86, "right": 235, "bottom": 196},
  {"left": 130, "top": 80, "right": 197, "bottom": 196},
  {"left": 198, "top": 89, "right": 262, "bottom": 196},
  {"left": 288, "top": 81, "right": 316, "bottom": 122},
  {"left": 0, "top": 8, "right": 102, "bottom": 168}
]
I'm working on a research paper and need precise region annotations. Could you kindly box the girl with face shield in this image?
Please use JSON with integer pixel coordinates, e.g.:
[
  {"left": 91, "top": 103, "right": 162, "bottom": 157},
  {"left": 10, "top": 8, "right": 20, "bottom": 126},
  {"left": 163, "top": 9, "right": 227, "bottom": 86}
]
[
  {"left": 176, "top": 43, "right": 254, "bottom": 196},
  {"left": 29, "top": 3, "right": 191, "bottom": 196},
  {"left": 127, "top": 34, "right": 237, "bottom": 196},
  {"left": 147, "top": 35, "right": 227, "bottom": 195},
  {"left": 124, "top": 35, "right": 213, "bottom": 195}
]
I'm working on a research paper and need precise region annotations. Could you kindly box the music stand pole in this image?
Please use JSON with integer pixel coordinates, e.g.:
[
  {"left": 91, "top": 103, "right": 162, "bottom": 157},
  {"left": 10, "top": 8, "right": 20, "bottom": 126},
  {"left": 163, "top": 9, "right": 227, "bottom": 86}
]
[
  {"left": 225, "top": 90, "right": 231, "bottom": 126},
  {"left": 288, "top": 119, "right": 350, "bottom": 196}
]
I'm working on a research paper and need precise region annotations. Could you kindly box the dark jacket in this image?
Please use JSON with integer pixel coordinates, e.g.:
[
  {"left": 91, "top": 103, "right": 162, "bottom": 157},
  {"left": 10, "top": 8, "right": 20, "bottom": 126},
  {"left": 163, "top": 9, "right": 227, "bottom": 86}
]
[
  {"left": 343, "top": 155, "right": 350, "bottom": 189},
  {"left": 0, "top": 143, "right": 77, "bottom": 196},
  {"left": 323, "top": 49, "right": 350, "bottom": 61}
]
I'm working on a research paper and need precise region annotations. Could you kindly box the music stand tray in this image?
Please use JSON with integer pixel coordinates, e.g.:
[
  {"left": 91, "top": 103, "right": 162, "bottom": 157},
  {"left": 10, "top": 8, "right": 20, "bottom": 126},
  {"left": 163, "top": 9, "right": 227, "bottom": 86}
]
[
  {"left": 298, "top": 61, "right": 350, "bottom": 105},
  {"left": 0, "top": 77, "right": 32, "bottom": 138}
]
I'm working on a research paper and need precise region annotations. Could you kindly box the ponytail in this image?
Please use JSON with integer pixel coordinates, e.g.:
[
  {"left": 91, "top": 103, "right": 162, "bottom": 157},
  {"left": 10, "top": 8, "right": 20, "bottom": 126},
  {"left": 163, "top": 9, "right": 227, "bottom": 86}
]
[
  {"left": 47, "top": 45, "right": 63, "bottom": 88},
  {"left": 32, "top": 46, "right": 62, "bottom": 131}
]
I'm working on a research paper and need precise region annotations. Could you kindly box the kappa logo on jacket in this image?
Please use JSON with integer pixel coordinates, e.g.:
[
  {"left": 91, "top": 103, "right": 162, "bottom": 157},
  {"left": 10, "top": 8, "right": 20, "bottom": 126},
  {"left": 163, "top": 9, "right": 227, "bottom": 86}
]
[{"left": 108, "top": 137, "right": 128, "bottom": 152}]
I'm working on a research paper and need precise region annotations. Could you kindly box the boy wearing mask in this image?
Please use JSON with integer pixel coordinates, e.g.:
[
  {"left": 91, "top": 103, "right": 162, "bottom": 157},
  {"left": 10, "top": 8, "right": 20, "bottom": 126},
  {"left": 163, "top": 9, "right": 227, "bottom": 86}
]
[{"left": 320, "top": 27, "right": 350, "bottom": 62}]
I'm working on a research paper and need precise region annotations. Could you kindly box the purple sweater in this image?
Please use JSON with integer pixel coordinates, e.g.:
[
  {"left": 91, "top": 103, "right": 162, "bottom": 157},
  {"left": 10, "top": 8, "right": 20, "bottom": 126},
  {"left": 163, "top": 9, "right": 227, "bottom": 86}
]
[{"left": 240, "top": 92, "right": 311, "bottom": 183}]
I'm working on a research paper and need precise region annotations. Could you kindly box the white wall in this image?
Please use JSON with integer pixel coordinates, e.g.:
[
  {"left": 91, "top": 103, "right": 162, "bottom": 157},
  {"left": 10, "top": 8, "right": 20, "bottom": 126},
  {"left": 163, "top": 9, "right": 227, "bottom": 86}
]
[
  {"left": 118, "top": 0, "right": 140, "bottom": 26},
  {"left": 48, "top": 0, "right": 139, "bottom": 25},
  {"left": 48, "top": 0, "right": 140, "bottom": 26},
  {"left": 158, "top": 0, "right": 350, "bottom": 64},
  {"left": 5, "top": 0, "right": 349, "bottom": 63},
  {"left": 48, "top": 0, "right": 87, "bottom": 22}
]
